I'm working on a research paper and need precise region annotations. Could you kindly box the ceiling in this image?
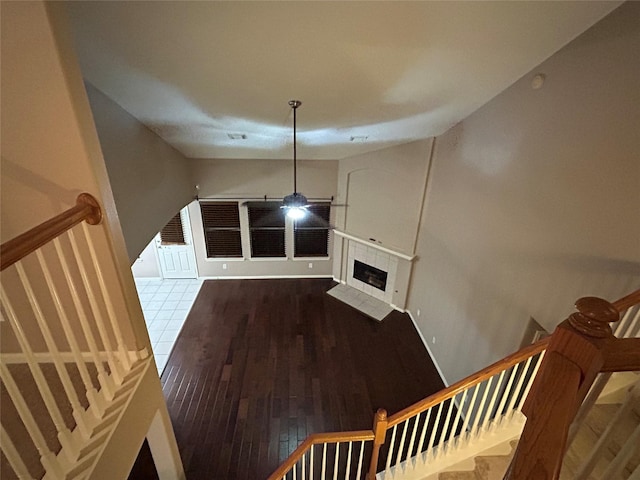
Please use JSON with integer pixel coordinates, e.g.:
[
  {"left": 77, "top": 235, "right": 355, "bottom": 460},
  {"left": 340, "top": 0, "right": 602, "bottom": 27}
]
[{"left": 65, "top": 1, "right": 620, "bottom": 160}]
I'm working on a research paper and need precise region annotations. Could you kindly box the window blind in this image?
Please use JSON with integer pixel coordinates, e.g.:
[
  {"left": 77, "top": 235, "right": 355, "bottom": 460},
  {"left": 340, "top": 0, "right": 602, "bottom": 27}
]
[
  {"left": 247, "top": 202, "right": 285, "bottom": 257},
  {"left": 160, "top": 213, "right": 185, "bottom": 245},
  {"left": 200, "top": 202, "right": 242, "bottom": 258},
  {"left": 294, "top": 203, "right": 330, "bottom": 257}
]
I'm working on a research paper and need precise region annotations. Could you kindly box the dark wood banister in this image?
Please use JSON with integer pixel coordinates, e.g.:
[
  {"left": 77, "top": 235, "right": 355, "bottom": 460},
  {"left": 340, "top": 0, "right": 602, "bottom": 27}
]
[
  {"left": 505, "top": 289, "right": 640, "bottom": 480},
  {"left": 267, "top": 430, "right": 375, "bottom": 480},
  {"left": 0, "top": 193, "right": 102, "bottom": 271}
]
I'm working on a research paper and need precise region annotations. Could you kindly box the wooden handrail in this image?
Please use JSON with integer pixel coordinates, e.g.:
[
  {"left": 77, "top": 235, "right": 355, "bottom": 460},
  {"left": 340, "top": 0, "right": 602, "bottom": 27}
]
[
  {"left": 387, "top": 337, "right": 549, "bottom": 428},
  {"left": 267, "top": 429, "right": 375, "bottom": 480},
  {"left": 0, "top": 193, "right": 102, "bottom": 271},
  {"left": 507, "top": 291, "right": 640, "bottom": 479},
  {"left": 612, "top": 288, "right": 640, "bottom": 313}
]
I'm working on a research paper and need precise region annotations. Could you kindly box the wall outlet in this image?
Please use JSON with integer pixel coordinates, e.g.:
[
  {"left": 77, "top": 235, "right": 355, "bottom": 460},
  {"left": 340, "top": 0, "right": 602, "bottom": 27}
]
[
  {"left": 222, "top": 263, "right": 227, "bottom": 270},
  {"left": 432, "top": 336, "right": 436, "bottom": 344},
  {"left": 308, "top": 263, "right": 313, "bottom": 269},
  {"left": 417, "top": 309, "right": 421, "bottom": 317}
]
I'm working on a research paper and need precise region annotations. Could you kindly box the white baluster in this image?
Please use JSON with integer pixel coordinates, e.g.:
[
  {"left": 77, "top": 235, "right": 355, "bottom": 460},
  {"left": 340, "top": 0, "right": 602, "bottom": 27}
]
[
  {"left": 471, "top": 376, "right": 493, "bottom": 436},
  {"left": 482, "top": 371, "right": 505, "bottom": 434},
  {"left": 385, "top": 425, "right": 397, "bottom": 471},
  {"left": 67, "top": 229, "right": 124, "bottom": 384},
  {"left": 449, "top": 390, "right": 468, "bottom": 451},
  {"left": 344, "top": 441, "right": 352, "bottom": 480},
  {"left": 321, "top": 443, "right": 327, "bottom": 480},
  {"left": 0, "top": 363, "right": 63, "bottom": 478},
  {"left": 435, "top": 397, "right": 455, "bottom": 458},
  {"left": 460, "top": 383, "right": 480, "bottom": 438},
  {"left": 506, "top": 358, "right": 533, "bottom": 417},
  {"left": 1, "top": 425, "right": 30, "bottom": 478},
  {"left": 405, "top": 412, "right": 421, "bottom": 466},
  {"left": 54, "top": 237, "right": 114, "bottom": 399},
  {"left": 310, "top": 444, "right": 314, "bottom": 480},
  {"left": 517, "top": 351, "right": 545, "bottom": 411},
  {"left": 613, "top": 306, "right": 633, "bottom": 336},
  {"left": 333, "top": 442, "right": 340, "bottom": 480},
  {"left": 619, "top": 306, "right": 640, "bottom": 338},
  {"left": 293, "top": 463, "right": 297, "bottom": 480},
  {"left": 600, "top": 422, "right": 640, "bottom": 479},
  {"left": 81, "top": 223, "right": 131, "bottom": 369},
  {"left": 37, "top": 247, "right": 100, "bottom": 421},
  {"left": 493, "top": 366, "right": 517, "bottom": 425},
  {"left": 425, "top": 403, "right": 443, "bottom": 463},
  {"left": 302, "top": 452, "right": 306, "bottom": 480},
  {"left": 415, "top": 408, "right": 432, "bottom": 462},
  {"left": 26, "top": 254, "right": 96, "bottom": 437},
  {"left": 394, "top": 420, "right": 409, "bottom": 468},
  {"left": 355, "top": 441, "right": 364, "bottom": 480},
  {"left": 1, "top": 284, "right": 76, "bottom": 458}
]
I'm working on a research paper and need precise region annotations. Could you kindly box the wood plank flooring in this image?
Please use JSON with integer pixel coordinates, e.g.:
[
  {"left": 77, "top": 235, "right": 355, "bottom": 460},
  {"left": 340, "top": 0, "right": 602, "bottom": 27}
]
[{"left": 159, "top": 279, "right": 445, "bottom": 479}]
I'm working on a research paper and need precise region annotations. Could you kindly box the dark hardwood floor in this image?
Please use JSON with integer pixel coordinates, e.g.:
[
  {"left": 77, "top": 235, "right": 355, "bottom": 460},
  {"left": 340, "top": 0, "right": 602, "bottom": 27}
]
[{"left": 158, "top": 278, "right": 445, "bottom": 480}]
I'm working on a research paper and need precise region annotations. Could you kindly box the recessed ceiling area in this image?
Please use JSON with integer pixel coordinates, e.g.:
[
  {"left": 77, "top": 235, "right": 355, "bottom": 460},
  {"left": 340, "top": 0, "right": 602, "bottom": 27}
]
[{"left": 65, "top": 1, "right": 621, "bottom": 160}]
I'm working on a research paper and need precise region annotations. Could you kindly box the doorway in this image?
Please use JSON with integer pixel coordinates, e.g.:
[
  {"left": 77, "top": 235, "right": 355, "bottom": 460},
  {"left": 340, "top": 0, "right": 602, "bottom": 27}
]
[{"left": 155, "top": 207, "right": 198, "bottom": 279}]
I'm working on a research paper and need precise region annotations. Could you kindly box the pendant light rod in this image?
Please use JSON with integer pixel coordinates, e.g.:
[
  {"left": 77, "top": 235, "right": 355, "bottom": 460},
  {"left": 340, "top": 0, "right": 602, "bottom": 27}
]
[{"left": 289, "top": 100, "right": 302, "bottom": 194}]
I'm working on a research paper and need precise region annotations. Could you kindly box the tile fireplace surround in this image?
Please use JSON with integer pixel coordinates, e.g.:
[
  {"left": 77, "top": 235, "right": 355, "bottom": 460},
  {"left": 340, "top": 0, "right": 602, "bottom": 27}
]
[{"left": 333, "top": 230, "right": 415, "bottom": 311}]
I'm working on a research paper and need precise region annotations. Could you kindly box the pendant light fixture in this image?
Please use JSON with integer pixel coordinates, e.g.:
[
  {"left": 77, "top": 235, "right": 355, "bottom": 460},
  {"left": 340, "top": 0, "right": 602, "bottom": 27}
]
[{"left": 282, "top": 99, "right": 309, "bottom": 220}]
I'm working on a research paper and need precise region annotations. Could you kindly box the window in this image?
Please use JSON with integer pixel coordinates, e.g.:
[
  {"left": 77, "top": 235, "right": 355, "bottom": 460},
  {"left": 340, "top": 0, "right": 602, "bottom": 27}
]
[
  {"left": 247, "top": 202, "right": 285, "bottom": 257},
  {"left": 160, "top": 213, "right": 186, "bottom": 245},
  {"left": 294, "top": 203, "right": 331, "bottom": 257},
  {"left": 200, "top": 202, "right": 242, "bottom": 258}
]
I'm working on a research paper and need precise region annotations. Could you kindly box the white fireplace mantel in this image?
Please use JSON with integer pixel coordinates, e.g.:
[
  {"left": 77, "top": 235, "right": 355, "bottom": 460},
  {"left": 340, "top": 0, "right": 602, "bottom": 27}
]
[{"left": 333, "top": 229, "right": 415, "bottom": 262}]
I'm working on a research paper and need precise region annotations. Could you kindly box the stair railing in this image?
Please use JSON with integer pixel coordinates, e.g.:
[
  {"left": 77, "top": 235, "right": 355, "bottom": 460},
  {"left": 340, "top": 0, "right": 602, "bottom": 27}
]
[
  {"left": 270, "top": 290, "right": 639, "bottom": 480},
  {"left": 269, "top": 337, "right": 549, "bottom": 480},
  {"left": 0, "top": 193, "right": 149, "bottom": 479},
  {"left": 505, "top": 289, "right": 640, "bottom": 480},
  {"left": 376, "top": 337, "right": 548, "bottom": 479}
]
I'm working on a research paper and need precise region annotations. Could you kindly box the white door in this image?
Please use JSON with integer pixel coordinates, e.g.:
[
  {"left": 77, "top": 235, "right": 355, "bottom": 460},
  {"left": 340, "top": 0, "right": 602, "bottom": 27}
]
[{"left": 155, "top": 207, "right": 198, "bottom": 279}]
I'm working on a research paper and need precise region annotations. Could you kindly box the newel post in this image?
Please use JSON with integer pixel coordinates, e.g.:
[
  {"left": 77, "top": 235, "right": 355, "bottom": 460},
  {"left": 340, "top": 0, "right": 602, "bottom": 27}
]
[
  {"left": 367, "top": 408, "right": 388, "bottom": 480},
  {"left": 506, "top": 296, "right": 620, "bottom": 480}
]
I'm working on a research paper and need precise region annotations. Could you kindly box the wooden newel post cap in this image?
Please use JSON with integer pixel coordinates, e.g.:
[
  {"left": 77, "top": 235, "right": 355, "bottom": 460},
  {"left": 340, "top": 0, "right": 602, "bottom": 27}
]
[
  {"left": 375, "top": 409, "right": 387, "bottom": 422},
  {"left": 568, "top": 296, "right": 619, "bottom": 338}
]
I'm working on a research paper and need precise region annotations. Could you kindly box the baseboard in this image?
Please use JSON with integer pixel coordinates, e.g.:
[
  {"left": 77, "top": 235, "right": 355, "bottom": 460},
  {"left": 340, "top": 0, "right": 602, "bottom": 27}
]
[
  {"left": 407, "top": 310, "right": 449, "bottom": 387},
  {"left": 390, "top": 304, "right": 405, "bottom": 313},
  {"left": 198, "top": 275, "right": 334, "bottom": 280}
]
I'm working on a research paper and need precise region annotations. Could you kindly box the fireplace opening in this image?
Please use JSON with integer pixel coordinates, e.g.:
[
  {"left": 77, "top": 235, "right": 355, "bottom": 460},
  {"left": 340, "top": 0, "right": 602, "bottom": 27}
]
[{"left": 353, "top": 260, "right": 388, "bottom": 291}]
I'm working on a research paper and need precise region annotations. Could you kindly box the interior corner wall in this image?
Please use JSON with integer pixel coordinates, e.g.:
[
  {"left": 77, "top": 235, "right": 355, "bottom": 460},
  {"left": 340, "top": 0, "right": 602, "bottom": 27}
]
[
  {"left": 85, "top": 83, "right": 194, "bottom": 263},
  {"left": 334, "top": 139, "right": 433, "bottom": 255},
  {"left": 407, "top": 2, "right": 640, "bottom": 385}
]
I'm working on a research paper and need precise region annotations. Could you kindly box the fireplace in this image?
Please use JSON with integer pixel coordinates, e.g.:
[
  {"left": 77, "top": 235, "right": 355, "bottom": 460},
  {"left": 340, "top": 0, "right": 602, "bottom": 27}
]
[{"left": 353, "top": 260, "right": 388, "bottom": 291}]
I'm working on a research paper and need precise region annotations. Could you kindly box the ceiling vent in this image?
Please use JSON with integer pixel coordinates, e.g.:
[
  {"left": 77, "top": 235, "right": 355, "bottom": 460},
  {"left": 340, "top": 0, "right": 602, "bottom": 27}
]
[{"left": 227, "top": 133, "right": 247, "bottom": 140}]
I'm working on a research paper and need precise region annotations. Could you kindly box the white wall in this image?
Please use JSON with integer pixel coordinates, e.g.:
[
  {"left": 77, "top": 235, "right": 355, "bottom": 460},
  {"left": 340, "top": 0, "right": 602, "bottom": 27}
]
[
  {"left": 85, "top": 83, "right": 194, "bottom": 262},
  {"left": 190, "top": 158, "right": 338, "bottom": 278},
  {"left": 407, "top": 2, "right": 640, "bottom": 384},
  {"left": 131, "top": 237, "right": 161, "bottom": 278}
]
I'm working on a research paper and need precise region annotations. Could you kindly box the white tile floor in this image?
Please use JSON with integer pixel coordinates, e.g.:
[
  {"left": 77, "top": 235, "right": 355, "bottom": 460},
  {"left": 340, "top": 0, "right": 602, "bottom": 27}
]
[
  {"left": 327, "top": 283, "right": 393, "bottom": 321},
  {"left": 134, "top": 277, "right": 203, "bottom": 374}
]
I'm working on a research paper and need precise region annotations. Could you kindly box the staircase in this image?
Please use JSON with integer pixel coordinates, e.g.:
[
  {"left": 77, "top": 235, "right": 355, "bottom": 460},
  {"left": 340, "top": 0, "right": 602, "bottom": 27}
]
[
  {"left": 0, "top": 194, "right": 180, "bottom": 479},
  {"left": 269, "top": 296, "right": 640, "bottom": 480},
  {"left": 425, "top": 376, "right": 640, "bottom": 480},
  {"left": 436, "top": 441, "right": 517, "bottom": 480}
]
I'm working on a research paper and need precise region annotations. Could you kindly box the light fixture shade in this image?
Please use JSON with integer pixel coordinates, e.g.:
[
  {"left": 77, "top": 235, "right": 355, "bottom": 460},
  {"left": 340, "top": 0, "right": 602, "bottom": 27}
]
[{"left": 282, "top": 192, "right": 308, "bottom": 209}]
